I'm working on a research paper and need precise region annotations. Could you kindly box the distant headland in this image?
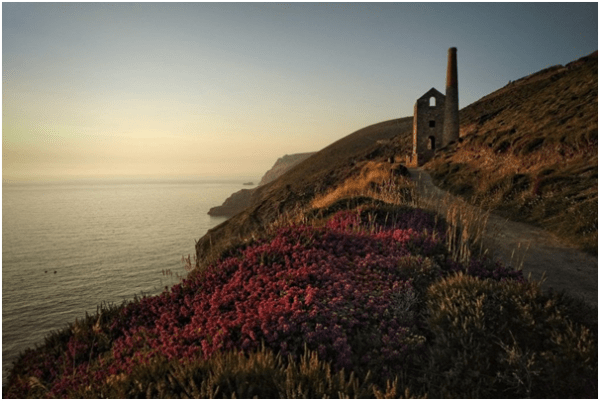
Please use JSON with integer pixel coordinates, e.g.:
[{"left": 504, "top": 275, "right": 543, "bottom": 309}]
[{"left": 208, "top": 152, "right": 316, "bottom": 217}]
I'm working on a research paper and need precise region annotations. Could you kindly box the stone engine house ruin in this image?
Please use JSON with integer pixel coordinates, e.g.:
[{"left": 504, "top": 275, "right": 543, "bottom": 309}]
[
  {"left": 411, "top": 88, "right": 446, "bottom": 165},
  {"left": 407, "top": 47, "right": 459, "bottom": 166}
]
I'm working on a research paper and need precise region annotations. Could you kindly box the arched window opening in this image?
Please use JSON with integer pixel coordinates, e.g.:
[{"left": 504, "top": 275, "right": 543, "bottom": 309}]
[
  {"left": 427, "top": 136, "right": 436, "bottom": 150},
  {"left": 429, "top": 97, "right": 436, "bottom": 107}
]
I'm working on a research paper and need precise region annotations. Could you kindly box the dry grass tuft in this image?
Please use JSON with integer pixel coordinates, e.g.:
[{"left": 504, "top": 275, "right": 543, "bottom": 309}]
[
  {"left": 424, "top": 272, "right": 597, "bottom": 398},
  {"left": 311, "top": 161, "right": 414, "bottom": 209},
  {"left": 414, "top": 187, "right": 492, "bottom": 264}
]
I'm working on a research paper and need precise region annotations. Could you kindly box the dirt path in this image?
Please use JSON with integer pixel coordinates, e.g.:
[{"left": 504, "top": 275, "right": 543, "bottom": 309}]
[{"left": 409, "top": 168, "right": 598, "bottom": 307}]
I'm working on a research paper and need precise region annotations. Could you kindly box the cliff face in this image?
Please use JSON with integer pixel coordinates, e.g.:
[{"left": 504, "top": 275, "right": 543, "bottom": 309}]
[
  {"left": 258, "top": 152, "right": 316, "bottom": 186},
  {"left": 207, "top": 152, "right": 316, "bottom": 217}
]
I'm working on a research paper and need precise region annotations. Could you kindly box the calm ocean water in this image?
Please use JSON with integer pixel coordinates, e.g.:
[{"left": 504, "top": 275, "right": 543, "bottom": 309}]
[{"left": 2, "top": 178, "right": 247, "bottom": 380}]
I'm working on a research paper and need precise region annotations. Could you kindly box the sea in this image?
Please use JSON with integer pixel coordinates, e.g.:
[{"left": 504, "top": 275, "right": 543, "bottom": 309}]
[{"left": 2, "top": 177, "right": 250, "bottom": 381}]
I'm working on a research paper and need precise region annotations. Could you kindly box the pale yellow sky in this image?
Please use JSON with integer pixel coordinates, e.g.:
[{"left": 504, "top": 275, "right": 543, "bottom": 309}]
[{"left": 3, "top": 3, "right": 597, "bottom": 181}]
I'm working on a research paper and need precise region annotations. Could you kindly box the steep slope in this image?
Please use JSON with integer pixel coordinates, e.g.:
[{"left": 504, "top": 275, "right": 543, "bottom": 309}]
[
  {"left": 195, "top": 117, "right": 413, "bottom": 266},
  {"left": 426, "top": 51, "right": 598, "bottom": 252}
]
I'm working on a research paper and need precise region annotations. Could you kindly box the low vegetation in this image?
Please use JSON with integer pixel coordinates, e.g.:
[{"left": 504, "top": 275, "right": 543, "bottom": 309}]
[{"left": 4, "top": 195, "right": 596, "bottom": 398}]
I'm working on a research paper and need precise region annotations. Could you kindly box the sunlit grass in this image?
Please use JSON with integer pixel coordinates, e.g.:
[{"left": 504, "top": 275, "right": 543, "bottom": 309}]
[{"left": 310, "top": 161, "right": 414, "bottom": 209}]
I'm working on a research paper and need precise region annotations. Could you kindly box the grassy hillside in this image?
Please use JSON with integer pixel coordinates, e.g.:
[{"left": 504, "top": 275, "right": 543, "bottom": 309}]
[{"left": 426, "top": 51, "right": 598, "bottom": 253}]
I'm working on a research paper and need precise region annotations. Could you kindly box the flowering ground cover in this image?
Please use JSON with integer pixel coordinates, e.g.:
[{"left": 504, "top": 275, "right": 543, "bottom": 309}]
[{"left": 4, "top": 205, "right": 596, "bottom": 398}]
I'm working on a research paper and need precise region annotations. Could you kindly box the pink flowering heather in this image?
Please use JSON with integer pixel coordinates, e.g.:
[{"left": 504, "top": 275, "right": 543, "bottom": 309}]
[{"left": 4, "top": 207, "right": 524, "bottom": 398}]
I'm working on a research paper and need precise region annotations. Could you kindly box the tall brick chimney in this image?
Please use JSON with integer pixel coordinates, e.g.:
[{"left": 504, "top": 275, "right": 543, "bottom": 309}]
[{"left": 443, "top": 47, "right": 459, "bottom": 146}]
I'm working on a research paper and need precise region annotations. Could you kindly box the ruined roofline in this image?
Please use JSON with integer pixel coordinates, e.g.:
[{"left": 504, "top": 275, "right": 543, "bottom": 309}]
[{"left": 416, "top": 87, "right": 445, "bottom": 101}]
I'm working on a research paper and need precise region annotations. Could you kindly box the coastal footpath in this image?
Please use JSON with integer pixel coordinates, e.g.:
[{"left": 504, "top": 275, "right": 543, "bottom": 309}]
[{"left": 409, "top": 168, "right": 598, "bottom": 307}]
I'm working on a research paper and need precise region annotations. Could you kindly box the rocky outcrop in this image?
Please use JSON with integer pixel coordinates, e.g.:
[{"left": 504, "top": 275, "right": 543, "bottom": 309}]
[{"left": 207, "top": 152, "right": 316, "bottom": 217}]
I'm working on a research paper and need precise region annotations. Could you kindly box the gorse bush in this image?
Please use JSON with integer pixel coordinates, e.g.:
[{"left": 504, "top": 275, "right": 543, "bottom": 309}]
[{"left": 4, "top": 204, "right": 596, "bottom": 398}]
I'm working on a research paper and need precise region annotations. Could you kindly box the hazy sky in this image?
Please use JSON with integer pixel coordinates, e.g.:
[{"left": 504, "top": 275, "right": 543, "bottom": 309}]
[{"left": 3, "top": 2, "right": 598, "bottom": 181}]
